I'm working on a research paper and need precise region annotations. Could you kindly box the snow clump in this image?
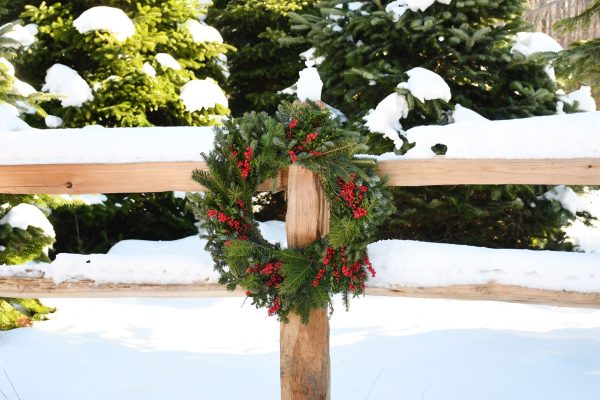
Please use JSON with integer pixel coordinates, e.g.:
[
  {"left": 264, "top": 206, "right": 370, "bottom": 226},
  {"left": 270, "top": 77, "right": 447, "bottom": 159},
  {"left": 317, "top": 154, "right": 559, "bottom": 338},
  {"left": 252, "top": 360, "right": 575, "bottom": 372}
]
[
  {"left": 42, "top": 64, "right": 94, "bottom": 107},
  {"left": 558, "top": 86, "right": 596, "bottom": 113},
  {"left": 541, "top": 185, "right": 587, "bottom": 215},
  {"left": 184, "top": 20, "right": 223, "bottom": 43},
  {"left": 386, "top": 0, "right": 452, "bottom": 21},
  {"left": 180, "top": 78, "right": 228, "bottom": 112},
  {"left": 0, "top": 57, "right": 15, "bottom": 76},
  {"left": 155, "top": 53, "right": 182, "bottom": 70},
  {"left": 510, "top": 32, "right": 563, "bottom": 57},
  {"left": 141, "top": 62, "right": 156, "bottom": 77},
  {"left": 0, "top": 203, "right": 55, "bottom": 238},
  {"left": 0, "top": 23, "right": 37, "bottom": 48},
  {"left": 296, "top": 66, "right": 323, "bottom": 102},
  {"left": 398, "top": 67, "right": 451, "bottom": 103},
  {"left": 45, "top": 115, "right": 64, "bottom": 128},
  {"left": 363, "top": 93, "right": 409, "bottom": 149},
  {"left": 73, "top": 6, "right": 135, "bottom": 42}
]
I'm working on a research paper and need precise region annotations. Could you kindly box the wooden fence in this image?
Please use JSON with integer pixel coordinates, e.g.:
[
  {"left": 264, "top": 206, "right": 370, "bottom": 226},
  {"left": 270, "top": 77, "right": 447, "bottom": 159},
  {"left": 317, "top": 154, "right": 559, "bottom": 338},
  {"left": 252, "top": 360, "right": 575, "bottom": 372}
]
[{"left": 2, "top": 152, "right": 600, "bottom": 399}]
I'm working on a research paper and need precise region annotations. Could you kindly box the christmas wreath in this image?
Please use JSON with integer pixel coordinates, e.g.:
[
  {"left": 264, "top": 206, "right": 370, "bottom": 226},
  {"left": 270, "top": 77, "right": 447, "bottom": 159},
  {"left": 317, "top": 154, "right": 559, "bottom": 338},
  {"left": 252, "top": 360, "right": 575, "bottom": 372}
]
[{"left": 190, "top": 101, "right": 394, "bottom": 322}]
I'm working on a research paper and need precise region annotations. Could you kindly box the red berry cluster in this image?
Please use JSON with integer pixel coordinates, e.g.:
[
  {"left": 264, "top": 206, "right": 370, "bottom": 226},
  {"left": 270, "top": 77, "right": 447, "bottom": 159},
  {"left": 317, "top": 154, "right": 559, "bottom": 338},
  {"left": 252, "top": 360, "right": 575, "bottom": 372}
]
[
  {"left": 314, "top": 246, "right": 376, "bottom": 292},
  {"left": 337, "top": 175, "right": 368, "bottom": 219},
  {"left": 245, "top": 261, "right": 284, "bottom": 316},
  {"left": 268, "top": 297, "right": 281, "bottom": 316},
  {"left": 286, "top": 118, "right": 323, "bottom": 163},
  {"left": 207, "top": 209, "right": 250, "bottom": 240},
  {"left": 233, "top": 146, "right": 253, "bottom": 179}
]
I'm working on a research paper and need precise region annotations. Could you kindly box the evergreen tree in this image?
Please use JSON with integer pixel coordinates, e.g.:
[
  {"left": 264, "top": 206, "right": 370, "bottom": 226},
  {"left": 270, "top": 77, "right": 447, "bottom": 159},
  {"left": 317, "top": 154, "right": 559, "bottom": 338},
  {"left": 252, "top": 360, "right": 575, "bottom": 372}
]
[
  {"left": 0, "top": 19, "right": 58, "bottom": 330},
  {"left": 5, "top": 0, "right": 233, "bottom": 252},
  {"left": 293, "top": 0, "right": 581, "bottom": 250},
  {"left": 208, "top": 0, "right": 317, "bottom": 115},
  {"left": 552, "top": 0, "right": 600, "bottom": 99}
]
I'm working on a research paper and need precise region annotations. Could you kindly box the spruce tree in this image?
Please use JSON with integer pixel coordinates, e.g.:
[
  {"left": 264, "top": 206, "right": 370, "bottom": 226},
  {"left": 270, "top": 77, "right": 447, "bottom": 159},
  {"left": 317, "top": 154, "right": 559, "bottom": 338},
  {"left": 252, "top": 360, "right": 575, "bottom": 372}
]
[
  {"left": 208, "top": 0, "right": 317, "bottom": 115},
  {"left": 293, "top": 0, "right": 581, "bottom": 250},
  {"left": 0, "top": 19, "right": 58, "bottom": 330},
  {"left": 6, "top": 0, "right": 233, "bottom": 252},
  {"left": 552, "top": 0, "right": 600, "bottom": 100}
]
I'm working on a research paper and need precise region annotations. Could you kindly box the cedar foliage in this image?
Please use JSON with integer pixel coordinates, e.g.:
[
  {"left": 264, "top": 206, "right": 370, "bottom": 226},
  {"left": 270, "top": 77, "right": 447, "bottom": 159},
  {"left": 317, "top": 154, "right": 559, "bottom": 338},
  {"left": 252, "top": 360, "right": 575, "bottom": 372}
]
[{"left": 293, "top": 0, "right": 582, "bottom": 250}]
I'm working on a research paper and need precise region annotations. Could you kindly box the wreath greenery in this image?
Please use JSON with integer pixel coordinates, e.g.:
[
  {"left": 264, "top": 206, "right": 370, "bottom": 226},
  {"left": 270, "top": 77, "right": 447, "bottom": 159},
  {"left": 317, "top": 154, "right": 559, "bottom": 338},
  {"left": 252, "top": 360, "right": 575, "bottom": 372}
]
[{"left": 189, "top": 101, "right": 394, "bottom": 322}]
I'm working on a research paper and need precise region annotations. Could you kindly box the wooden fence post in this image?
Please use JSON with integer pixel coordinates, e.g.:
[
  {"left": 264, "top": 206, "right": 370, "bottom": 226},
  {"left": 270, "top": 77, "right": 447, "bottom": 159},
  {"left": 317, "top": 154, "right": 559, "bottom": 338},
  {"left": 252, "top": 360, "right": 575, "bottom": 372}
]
[{"left": 281, "top": 164, "right": 331, "bottom": 400}]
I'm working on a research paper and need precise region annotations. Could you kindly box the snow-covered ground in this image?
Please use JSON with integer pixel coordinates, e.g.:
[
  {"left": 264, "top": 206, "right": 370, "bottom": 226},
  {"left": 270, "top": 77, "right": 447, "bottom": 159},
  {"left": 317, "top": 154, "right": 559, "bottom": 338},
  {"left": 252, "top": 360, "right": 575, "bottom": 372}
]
[{"left": 2, "top": 296, "right": 600, "bottom": 399}]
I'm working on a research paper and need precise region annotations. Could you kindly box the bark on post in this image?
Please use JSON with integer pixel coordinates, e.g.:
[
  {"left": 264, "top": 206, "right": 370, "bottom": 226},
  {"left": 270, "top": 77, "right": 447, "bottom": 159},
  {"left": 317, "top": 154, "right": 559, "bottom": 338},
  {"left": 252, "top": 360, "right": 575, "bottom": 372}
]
[{"left": 281, "top": 164, "right": 331, "bottom": 400}]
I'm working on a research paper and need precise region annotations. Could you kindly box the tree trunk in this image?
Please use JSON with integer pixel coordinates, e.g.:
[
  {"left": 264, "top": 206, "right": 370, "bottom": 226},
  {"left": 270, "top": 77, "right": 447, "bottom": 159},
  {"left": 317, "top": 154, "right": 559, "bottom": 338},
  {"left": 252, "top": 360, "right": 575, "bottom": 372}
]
[{"left": 281, "top": 164, "right": 331, "bottom": 400}]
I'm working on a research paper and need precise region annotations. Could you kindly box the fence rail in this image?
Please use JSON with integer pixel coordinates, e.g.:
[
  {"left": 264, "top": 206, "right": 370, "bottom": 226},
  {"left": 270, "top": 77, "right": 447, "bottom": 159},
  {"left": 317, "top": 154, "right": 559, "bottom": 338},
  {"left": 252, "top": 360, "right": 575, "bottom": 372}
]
[{"left": 2, "top": 158, "right": 600, "bottom": 194}]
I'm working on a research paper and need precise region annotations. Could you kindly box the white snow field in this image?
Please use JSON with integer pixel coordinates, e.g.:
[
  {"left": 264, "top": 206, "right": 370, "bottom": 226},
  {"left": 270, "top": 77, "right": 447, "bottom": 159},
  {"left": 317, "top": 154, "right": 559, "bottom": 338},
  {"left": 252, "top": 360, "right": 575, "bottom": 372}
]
[{"left": 1, "top": 297, "right": 600, "bottom": 400}]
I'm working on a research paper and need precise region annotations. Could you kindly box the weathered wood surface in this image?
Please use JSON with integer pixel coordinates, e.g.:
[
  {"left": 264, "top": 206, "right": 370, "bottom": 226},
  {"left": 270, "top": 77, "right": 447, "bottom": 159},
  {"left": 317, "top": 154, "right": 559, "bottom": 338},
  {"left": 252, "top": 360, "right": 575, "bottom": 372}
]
[
  {"left": 2, "top": 276, "right": 599, "bottom": 309},
  {"left": 0, "top": 162, "right": 287, "bottom": 194},
  {"left": 2, "top": 158, "right": 600, "bottom": 194},
  {"left": 281, "top": 165, "right": 331, "bottom": 400}
]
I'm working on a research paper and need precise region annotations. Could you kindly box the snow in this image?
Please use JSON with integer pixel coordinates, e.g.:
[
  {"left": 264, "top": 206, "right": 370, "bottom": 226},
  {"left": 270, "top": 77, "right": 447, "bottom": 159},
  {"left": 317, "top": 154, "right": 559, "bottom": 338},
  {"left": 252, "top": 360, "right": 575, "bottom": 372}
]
[
  {"left": 299, "top": 47, "right": 324, "bottom": 67},
  {"left": 451, "top": 104, "right": 489, "bottom": 123},
  {"left": 0, "top": 23, "right": 36, "bottom": 48},
  {"left": 141, "top": 62, "right": 156, "bottom": 77},
  {"left": 559, "top": 85, "right": 597, "bottom": 112},
  {"left": 180, "top": 78, "right": 228, "bottom": 112},
  {"left": 0, "top": 105, "right": 30, "bottom": 131},
  {"left": 296, "top": 66, "right": 323, "bottom": 102},
  {"left": 385, "top": 0, "right": 453, "bottom": 21},
  {"left": 3, "top": 220, "right": 600, "bottom": 293},
  {"left": 368, "top": 240, "right": 600, "bottom": 292},
  {"left": 42, "top": 64, "right": 93, "bottom": 108},
  {"left": 0, "top": 203, "right": 55, "bottom": 237},
  {"left": 398, "top": 67, "right": 452, "bottom": 103},
  {"left": 155, "top": 53, "right": 181, "bottom": 70},
  {"left": 566, "top": 189, "right": 600, "bottom": 253},
  {"left": 511, "top": 32, "right": 563, "bottom": 57},
  {"left": 44, "top": 115, "right": 63, "bottom": 128},
  {"left": 59, "top": 194, "right": 107, "bottom": 206},
  {"left": 10, "top": 78, "right": 36, "bottom": 97},
  {"left": 0, "top": 126, "right": 214, "bottom": 164},
  {"left": 2, "top": 296, "right": 600, "bottom": 399},
  {"left": 0, "top": 245, "right": 5, "bottom": 251},
  {"left": 542, "top": 185, "right": 587, "bottom": 215},
  {"left": 400, "top": 111, "right": 600, "bottom": 159},
  {"left": 363, "top": 92, "right": 409, "bottom": 148},
  {"left": 0, "top": 57, "right": 15, "bottom": 76},
  {"left": 73, "top": 6, "right": 135, "bottom": 42},
  {"left": 184, "top": 19, "right": 223, "bottom": 43}
]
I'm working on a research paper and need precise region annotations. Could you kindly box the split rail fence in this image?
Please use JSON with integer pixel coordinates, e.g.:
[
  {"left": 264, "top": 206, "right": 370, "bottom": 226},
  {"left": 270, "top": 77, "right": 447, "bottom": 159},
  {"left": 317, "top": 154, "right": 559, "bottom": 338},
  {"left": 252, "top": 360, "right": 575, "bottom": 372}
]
[{"left": 2, "top": 148, "right": 600, "bottom": 399}]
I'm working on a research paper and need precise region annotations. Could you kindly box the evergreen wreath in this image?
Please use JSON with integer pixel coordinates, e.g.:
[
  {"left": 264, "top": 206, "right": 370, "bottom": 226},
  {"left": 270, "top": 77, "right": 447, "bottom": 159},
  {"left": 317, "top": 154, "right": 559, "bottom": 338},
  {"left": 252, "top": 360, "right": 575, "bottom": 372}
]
[{"left": 190, "top": 101, "right": 394, "bottom": 322}]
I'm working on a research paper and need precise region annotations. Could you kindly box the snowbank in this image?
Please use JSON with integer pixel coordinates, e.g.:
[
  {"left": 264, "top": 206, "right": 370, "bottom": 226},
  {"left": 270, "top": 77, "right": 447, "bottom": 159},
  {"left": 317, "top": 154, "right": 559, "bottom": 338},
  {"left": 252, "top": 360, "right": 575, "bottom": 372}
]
[
  {"left": 397, "top": 111, "right": 600, "bottom": 159},
  {"left": 2, "top": 220, "right": 600, "bottom": 293},
  {"left": 0, "top": 126, "right": 214, "bottom": 165},
  {"left": 73, "top": 6, "right": 135, "bottom": 42}
]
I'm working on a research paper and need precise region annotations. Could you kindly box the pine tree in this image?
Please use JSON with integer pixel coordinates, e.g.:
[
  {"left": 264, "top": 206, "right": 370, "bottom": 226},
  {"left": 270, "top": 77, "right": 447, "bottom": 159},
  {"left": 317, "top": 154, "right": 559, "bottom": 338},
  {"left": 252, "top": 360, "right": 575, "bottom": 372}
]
[
  {"left": 293, "top": 0, "right": 582, "bottom": 250},
  {"left": 207, "top": 0, "right": 317, "bottom": 115},
  {"left": 5, "top": 0, "right": 233, "bottom": 252}
]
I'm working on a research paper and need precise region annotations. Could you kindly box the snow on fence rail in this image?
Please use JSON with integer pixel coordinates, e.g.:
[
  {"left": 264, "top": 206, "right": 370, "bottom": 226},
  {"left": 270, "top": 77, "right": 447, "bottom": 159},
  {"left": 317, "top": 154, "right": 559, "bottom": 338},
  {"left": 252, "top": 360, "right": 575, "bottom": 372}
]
[{"left": 1, "top": 111, "right": 600, "bottom": 307}]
